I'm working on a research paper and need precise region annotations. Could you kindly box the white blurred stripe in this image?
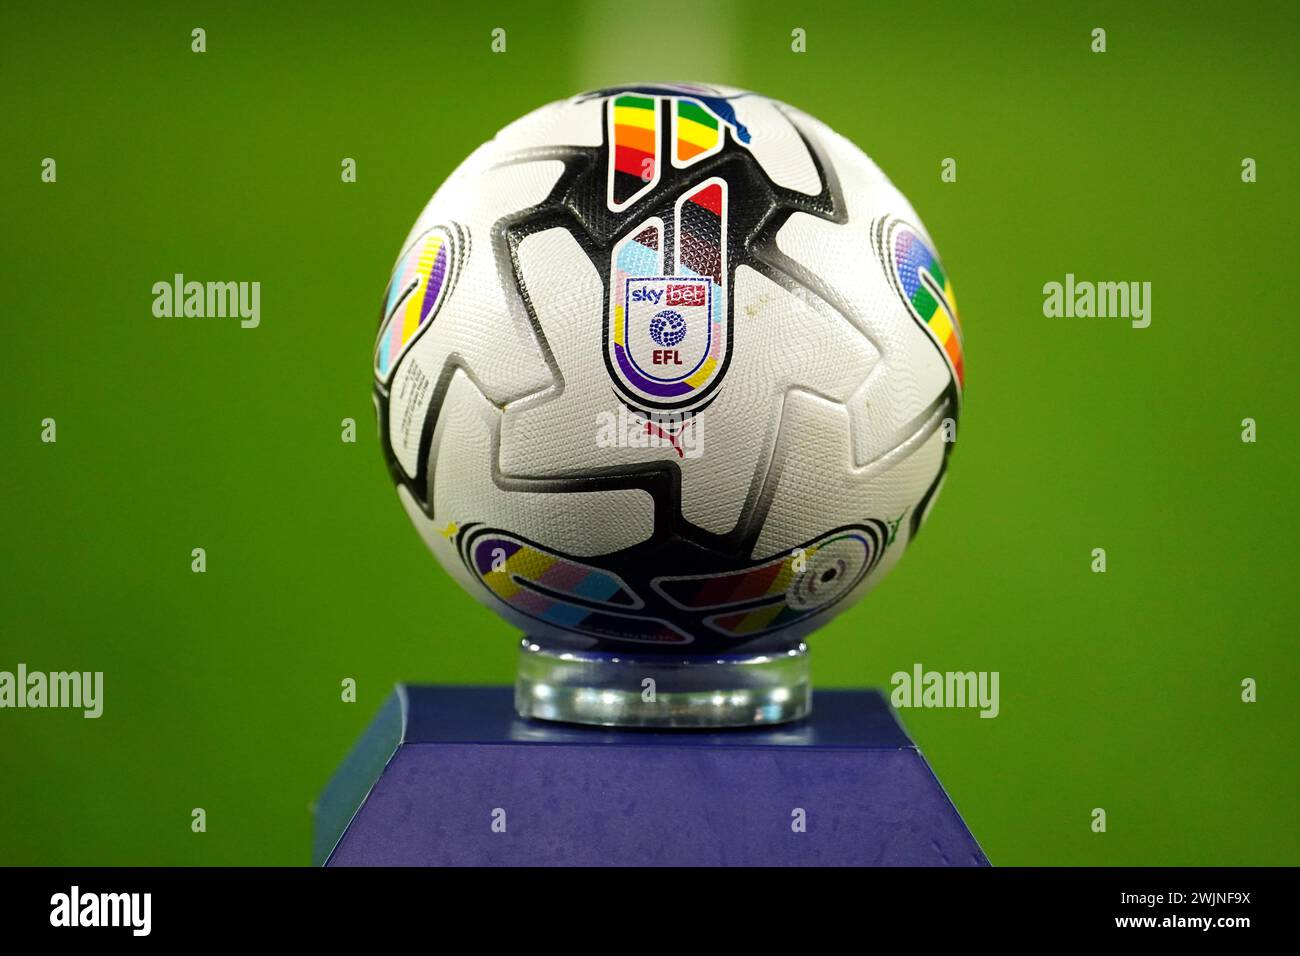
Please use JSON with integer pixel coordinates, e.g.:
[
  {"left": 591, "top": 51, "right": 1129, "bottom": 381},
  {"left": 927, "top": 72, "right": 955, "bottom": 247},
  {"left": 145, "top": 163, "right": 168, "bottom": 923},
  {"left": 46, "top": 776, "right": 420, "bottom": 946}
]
[{"left": 574, "top": 0, "right": 738, "bottom": 90}]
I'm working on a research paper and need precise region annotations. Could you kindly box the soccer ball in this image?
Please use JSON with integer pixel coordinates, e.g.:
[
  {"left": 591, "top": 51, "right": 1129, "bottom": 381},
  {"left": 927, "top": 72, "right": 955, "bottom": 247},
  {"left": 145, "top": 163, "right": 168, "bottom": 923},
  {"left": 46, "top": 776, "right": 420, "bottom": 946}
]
[{"left": 373, "top": 83, "right": 963, "bottom": 658}]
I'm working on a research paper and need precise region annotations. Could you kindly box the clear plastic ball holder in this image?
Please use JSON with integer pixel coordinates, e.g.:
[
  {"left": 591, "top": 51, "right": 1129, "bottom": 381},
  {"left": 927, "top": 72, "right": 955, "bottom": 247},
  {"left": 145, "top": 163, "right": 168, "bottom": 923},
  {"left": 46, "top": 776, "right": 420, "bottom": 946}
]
[{"left": 514, "top": 637, "right": 811, "bottom": 728}]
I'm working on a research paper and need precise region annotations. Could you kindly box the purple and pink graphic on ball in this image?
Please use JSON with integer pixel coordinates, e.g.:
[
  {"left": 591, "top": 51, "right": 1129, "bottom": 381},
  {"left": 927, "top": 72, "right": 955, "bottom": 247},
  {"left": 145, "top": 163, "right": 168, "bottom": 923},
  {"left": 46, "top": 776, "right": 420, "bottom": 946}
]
[{"left": 466, "top": 532, "right": 691, "bottom": 645}]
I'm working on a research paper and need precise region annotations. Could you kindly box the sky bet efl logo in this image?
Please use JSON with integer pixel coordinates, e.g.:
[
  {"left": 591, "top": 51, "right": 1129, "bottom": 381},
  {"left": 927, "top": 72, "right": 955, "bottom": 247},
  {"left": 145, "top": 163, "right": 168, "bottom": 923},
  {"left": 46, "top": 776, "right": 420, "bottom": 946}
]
[
  {"left": 606, "top": 179, "right": 730, "bottom": 411},
  {"left": 629, "top": 278, "right": 708, "bottom": 369}
]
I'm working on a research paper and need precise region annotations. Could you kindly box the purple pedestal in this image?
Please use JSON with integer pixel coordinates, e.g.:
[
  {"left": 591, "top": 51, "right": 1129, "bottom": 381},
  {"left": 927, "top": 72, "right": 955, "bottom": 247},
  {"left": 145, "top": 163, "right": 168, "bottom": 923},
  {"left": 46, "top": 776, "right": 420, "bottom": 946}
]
[{"left": 314, "top": 686, "right": 987, "bottom": 866}]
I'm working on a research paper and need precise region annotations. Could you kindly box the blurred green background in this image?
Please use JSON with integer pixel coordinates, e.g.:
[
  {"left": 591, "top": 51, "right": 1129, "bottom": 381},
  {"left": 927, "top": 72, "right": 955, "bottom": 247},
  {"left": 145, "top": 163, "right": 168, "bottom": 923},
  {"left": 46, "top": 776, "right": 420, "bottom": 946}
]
[{"left": 1, "top": 0, "right": 1296, "bottom": 865}]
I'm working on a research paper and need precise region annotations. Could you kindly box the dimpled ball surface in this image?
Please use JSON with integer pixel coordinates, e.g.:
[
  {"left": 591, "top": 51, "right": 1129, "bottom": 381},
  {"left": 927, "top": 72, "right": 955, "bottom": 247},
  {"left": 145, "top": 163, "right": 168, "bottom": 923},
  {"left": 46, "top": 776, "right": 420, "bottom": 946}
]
[{"left": 372, "top": 84, "right": 964, "bottom": 655}]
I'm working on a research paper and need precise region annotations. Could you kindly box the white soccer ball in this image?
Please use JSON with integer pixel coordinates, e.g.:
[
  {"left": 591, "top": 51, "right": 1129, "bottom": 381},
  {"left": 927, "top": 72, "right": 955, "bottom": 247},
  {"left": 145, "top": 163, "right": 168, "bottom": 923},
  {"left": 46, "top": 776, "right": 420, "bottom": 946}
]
[{"left": 373, "top": 84, "right": 964, "bottom": 656}]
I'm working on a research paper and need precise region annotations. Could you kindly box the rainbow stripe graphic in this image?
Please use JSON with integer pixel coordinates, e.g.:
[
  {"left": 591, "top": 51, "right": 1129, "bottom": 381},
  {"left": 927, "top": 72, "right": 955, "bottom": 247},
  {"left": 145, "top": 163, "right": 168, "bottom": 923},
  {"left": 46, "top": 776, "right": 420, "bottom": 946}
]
[
  {"left": 601, "top": 87, "right": 755, "bottom": 212},
  {"left": 675, "top": 98, "right": 721, "bottom": 165},
  {"left": 654, "top": 527, "right": 883, "bottom": 639},
  {"left": 891, "top": 226, "right": 963, "bottom": 388},
  {"left": 609, "top": 94, "right": 658, "bottom": 209},
  {"left": 709, "top": 600, "right": 807, "bottom": 637},
  {"left": 469, "top": 534, "right": 689, "bottom": 645},
  {"left": 374, "top": 228, "right": 452, "bottom": 381},
  {"left": 659, "top": 548, "right": 802, "bottom": 611}
]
